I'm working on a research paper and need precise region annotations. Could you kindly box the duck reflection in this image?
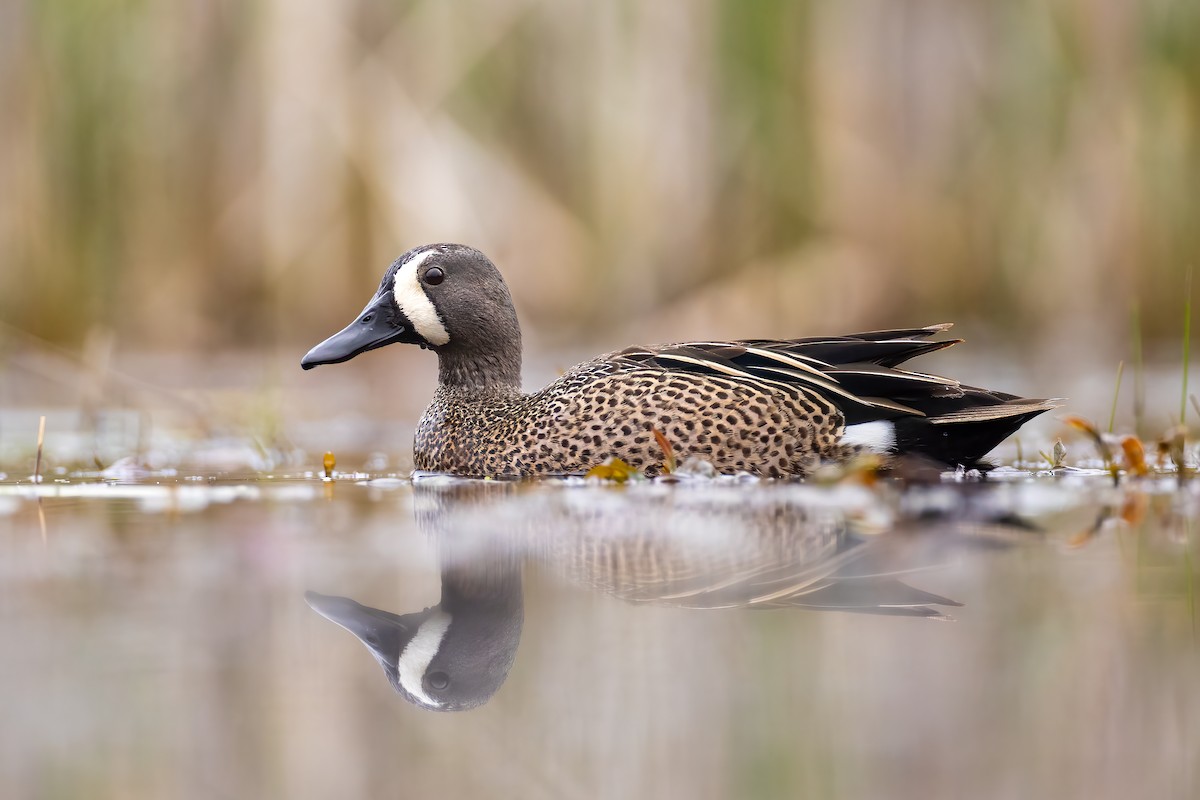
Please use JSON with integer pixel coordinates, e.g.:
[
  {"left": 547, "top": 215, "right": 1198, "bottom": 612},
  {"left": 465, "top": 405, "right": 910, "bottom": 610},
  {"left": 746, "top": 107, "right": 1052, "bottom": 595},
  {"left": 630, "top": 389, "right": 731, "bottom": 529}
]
[
  {"left": 307, "top": 480, "right": 992, "bottom": 712},
  {"left": 305, "top": 564, "right": 521, "bottom": 712}
]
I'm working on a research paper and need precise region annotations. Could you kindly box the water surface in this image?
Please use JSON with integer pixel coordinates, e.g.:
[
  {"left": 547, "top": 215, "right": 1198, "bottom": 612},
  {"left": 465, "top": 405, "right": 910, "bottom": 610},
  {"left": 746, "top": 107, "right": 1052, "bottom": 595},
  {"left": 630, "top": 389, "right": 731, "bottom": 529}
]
[{"left": 0, "top": 473, "right": 1196, "bottom": 799}]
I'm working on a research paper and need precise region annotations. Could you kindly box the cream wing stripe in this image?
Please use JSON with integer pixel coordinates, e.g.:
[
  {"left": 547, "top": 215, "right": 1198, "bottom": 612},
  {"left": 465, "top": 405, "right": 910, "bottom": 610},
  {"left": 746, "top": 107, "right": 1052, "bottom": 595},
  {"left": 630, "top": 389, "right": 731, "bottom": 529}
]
[{"left": 393, "top": 249, "right": 451, "bottom": 346}]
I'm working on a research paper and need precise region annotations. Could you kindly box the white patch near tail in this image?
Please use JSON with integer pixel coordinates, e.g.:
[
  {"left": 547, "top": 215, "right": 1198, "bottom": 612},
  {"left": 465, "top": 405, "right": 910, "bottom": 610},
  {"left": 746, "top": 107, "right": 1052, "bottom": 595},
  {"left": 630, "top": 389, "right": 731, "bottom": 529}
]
[
  {"left": 840, "top": 421, "right": 897, "bottom": 453},
  {"left": 397, "top": 609, "right": 452, "bottom": 707},
  {"left": 393, "top": 248, "right": 451, "bottom": 346}
]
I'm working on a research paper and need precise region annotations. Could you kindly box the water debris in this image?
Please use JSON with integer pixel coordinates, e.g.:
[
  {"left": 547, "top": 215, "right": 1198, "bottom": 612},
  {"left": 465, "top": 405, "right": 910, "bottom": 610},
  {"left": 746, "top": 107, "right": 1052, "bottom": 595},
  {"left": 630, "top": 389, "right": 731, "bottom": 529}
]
[
  {"left": 1052, "top": 439, "right": 1067, "bottom": 469},
  {"left": 323, "top": 451, "right": 336, "bottom": 480},
  {"left": 1057, "top": 413, "right": 1187, "bottom": 482},
  {"left": 1158, "top": 426, "right": 1189, "bottom": 480},
  {"left": 1040, "top": 438, "right": 1067, "bottom": 470}
]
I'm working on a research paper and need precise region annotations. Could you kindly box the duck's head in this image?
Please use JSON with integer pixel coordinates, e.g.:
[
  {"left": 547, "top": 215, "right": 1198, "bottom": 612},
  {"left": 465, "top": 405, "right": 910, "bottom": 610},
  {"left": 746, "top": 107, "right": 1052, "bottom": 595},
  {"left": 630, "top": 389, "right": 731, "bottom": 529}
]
[{"left": 301, "top": 244, "right": 521, "bottom": 384}]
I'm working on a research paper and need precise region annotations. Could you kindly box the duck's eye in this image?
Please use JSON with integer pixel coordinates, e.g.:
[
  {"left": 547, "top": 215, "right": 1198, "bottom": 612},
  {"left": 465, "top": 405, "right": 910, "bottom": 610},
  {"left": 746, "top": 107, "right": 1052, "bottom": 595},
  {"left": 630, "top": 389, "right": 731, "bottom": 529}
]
[
  {"left": 427, "top": 671, "right": 450, "bottom": 690},
  {"left": 424, "top": 267, "right": 445, "bottom": 286}
]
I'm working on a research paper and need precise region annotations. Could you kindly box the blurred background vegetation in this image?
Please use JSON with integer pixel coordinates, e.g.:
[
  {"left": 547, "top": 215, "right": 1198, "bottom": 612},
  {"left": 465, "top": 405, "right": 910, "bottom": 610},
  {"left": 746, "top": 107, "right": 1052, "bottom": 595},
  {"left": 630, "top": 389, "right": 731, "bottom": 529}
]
[{"left": 1, "top": 0, "right": 1199, "bottom": 467}]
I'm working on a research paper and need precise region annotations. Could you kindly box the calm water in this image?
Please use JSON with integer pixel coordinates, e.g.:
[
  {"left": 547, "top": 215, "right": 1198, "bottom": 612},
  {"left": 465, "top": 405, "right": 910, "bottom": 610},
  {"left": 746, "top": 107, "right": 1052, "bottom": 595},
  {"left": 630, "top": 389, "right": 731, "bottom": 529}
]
[{"left": 0, "top": 473, "right": 1197, "bottom": 800}]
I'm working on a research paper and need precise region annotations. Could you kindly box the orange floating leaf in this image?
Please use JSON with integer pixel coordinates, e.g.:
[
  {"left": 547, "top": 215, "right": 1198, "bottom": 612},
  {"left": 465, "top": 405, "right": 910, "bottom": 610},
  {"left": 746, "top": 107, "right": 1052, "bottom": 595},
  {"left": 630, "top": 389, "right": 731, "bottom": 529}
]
[
  {"left": 1119, "top": 436, "right": 1148, "bottom": 477},
  {"left": 323, "top": 451, "right": 336, "bottom": 479}
]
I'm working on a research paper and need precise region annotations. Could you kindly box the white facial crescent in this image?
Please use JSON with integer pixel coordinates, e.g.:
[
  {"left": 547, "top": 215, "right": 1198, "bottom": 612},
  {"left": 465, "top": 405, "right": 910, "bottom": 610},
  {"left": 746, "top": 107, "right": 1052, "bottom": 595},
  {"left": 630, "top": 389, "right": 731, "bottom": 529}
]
[{"left": 393, "top": 249, "right": 450, "bottom": 346}]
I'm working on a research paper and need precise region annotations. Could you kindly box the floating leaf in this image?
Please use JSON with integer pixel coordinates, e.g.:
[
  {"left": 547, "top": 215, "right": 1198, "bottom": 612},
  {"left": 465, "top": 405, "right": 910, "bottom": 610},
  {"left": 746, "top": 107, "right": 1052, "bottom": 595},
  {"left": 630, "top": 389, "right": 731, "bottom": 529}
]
[
  {"left": 323, "top": 451, "right": 336, "bottom": 479},
  {"left": 1119, "top": 436, "right": 1148, "bottom": 477},
  {"left": 585, "top": 457, "right": 640, "bottom": 483}
]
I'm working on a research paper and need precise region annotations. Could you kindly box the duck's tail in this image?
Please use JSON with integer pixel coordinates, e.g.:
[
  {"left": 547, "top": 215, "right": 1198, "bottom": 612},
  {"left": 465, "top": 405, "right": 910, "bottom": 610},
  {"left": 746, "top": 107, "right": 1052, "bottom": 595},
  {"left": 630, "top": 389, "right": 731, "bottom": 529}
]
[
  {"left": 890, "top": 390, "right": 1060, "bottom": 467},
  {"left": 791, "top": 324, "right": 1060, "bottom": 467}
]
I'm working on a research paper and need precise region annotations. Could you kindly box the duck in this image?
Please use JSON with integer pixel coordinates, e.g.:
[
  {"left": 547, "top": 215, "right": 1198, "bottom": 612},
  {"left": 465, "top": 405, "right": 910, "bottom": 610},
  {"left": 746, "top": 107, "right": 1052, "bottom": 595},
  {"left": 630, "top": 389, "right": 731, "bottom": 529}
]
[{"left": 301, "top": 243, "right": 1055, "bottom": 478}]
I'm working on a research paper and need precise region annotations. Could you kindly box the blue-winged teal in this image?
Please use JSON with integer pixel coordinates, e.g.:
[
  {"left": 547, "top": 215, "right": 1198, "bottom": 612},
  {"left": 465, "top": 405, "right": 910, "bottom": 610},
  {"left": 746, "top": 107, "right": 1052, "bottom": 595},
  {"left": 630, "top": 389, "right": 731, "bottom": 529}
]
[{"left": 301, "top": 244, "right": 1054, "bottom": 477}]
